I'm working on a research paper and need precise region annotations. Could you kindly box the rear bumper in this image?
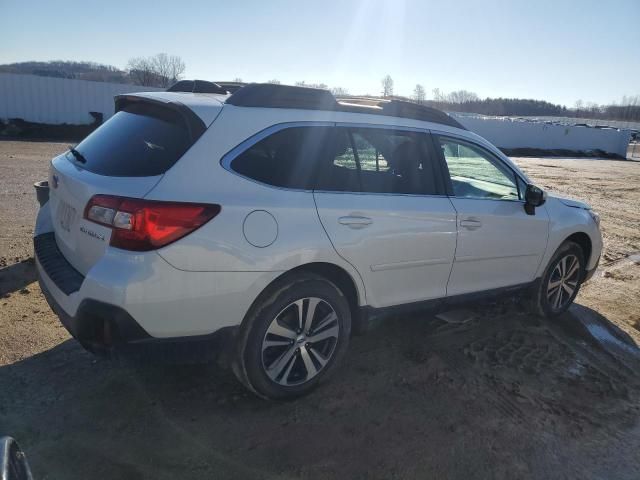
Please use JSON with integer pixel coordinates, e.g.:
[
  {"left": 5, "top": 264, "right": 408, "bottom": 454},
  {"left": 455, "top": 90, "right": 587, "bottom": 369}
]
[
  {"left": 33, "top": 228, "right": 280, "bottom": 359},
  {"left": 38, "top": 269, "right": 237, "bottom": 361},
  {"left": 37, "top": 269, "right": 148, "bottom": 350}
]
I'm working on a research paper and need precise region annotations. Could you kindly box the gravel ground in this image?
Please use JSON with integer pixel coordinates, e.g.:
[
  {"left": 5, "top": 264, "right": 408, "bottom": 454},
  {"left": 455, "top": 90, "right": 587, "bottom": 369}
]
[{"left": 1, "top": 140, "right": 639, "bottom": 479}]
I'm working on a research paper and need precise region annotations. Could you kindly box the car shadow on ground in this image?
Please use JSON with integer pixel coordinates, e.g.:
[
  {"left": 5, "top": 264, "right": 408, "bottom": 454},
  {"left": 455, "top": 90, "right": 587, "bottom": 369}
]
[
  {"left": 0, "top": 258, "right": 37, "bottom": 297},
  {"left": 1, "top": 300, "right": 639, "bottom": 480}
]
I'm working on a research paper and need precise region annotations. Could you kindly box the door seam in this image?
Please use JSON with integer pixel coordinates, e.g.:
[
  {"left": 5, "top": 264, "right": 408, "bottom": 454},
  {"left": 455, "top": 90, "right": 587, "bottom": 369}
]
[
  {"left": 445, "top": 196, "right": 459, "bottom": 297},
  {"left": 311, "top": 191, "right": 368, "bottom": 305}
]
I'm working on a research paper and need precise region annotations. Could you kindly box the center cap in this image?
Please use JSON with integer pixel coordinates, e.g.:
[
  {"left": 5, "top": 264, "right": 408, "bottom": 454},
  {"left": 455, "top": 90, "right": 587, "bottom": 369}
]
[{"left": 296, "top": 334, "right": 306, "bottom": 344}]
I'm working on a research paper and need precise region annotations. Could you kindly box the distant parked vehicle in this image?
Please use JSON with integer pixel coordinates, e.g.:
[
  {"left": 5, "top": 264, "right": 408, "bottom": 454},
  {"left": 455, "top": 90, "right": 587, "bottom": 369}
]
[{"left": 34, "top": 83, "right": 602, "bottom": 399}]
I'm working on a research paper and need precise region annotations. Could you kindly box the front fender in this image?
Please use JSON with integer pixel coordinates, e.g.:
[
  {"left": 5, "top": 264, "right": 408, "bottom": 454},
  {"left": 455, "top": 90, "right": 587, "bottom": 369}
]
[{"left": 534, "top": 197, "right": 602, "bottom": 278}]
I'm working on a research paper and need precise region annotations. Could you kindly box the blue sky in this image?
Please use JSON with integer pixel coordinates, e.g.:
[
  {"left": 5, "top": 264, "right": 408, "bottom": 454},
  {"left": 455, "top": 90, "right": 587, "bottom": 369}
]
[{"left": 2, "top": 0, "right": 638, "bottom": 106}]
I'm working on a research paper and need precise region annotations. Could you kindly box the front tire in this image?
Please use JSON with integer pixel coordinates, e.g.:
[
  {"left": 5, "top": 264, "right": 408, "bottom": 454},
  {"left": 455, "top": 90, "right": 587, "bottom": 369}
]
[
  {"left": 532, "top": 241, "right": 585, "bottom": 317},
  {"left": 233, "top": 272, "right": 351, "bottom": 399}
]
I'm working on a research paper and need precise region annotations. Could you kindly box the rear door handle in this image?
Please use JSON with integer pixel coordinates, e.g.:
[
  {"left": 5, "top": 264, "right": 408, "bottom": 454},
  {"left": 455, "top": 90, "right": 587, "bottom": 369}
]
[
  {"left": 460, "top": 218, "right": 482, "bottom": 230},
  {"left": 339, "top": 216, "right": 373, "bottom": 229}
]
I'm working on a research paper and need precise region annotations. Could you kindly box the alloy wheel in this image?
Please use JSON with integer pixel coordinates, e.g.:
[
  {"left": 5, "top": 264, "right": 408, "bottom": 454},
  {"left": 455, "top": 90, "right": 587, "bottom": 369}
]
[
  {"left": 547, "top": 254, "right": 580, "bottom": 310},
  {"left": 261, "top": 297, "right": 340, "bottom": 386}
]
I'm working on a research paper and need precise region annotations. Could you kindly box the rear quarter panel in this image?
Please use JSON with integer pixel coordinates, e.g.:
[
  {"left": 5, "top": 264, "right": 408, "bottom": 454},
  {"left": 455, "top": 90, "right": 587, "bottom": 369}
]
[{"left": 144, "top": 106, "right": 368, "bottom": 304}]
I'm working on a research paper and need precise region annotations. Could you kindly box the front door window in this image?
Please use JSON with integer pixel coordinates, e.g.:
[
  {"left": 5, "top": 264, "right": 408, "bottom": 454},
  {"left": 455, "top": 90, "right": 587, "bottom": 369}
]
[{"left": 438, "top": 138, "right": 520, "bottom": 201}]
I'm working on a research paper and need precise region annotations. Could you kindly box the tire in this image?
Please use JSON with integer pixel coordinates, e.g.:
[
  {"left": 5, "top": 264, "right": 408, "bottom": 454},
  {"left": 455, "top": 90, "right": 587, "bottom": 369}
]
[
  {"left": 233, "top": 272, "right": 352, "bottom": 399},
  {"left": 531, "top": 241, "right": 586, "bottom": 317}
]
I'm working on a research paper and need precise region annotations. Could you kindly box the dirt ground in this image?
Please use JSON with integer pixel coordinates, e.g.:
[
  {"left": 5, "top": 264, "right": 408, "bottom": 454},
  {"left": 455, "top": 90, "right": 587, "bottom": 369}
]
[{"left": 1, "top": 140, "right": 640, "bottom": 479}]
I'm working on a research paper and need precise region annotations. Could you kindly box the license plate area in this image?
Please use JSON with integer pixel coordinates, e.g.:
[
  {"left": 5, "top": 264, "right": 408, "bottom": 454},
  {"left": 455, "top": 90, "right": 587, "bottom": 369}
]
[{"left": 58, "top": 201, "right": 77, "bottom": 233}]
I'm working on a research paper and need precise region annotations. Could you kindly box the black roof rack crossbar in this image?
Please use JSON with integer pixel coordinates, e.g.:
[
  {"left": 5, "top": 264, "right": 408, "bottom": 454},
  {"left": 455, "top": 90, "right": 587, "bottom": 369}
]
[
  {"left": 226, "top": 83, "right": 338, "bottom": 110},
  {"left": 225, "top": 83, "right": 465, "bottom": 130},
  {"left": 213, "top": 81, "right": 247, "bottom": 93},
  {"left": 167, "top": 80, "right": 229, "bottom": 94}
]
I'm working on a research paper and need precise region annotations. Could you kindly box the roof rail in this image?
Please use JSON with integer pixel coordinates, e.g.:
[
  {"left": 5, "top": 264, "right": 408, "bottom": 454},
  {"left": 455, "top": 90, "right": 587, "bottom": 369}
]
[
  {"left": 226, "top": 83, "right": 338, "bottom": 110},
  {"left": 382, "top": 100, "right": 465, "bottom": 129},
  {"left": 167, "top": 80, "right": 229, "bottom": 94},
  {"left": 226, "top": 83, "right": 465, "bottom": 130}
]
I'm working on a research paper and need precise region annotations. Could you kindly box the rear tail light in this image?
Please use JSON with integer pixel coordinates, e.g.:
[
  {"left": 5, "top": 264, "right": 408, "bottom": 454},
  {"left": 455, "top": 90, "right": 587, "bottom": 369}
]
[{"left": 84, "top": 195, "right": 220, "bottom": 251}]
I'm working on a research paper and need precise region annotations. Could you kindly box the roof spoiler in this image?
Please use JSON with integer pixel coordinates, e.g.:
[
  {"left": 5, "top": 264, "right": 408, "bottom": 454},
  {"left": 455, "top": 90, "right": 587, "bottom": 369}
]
[{"left": 114, "top": 94, "right": 207, "bottom": 141}]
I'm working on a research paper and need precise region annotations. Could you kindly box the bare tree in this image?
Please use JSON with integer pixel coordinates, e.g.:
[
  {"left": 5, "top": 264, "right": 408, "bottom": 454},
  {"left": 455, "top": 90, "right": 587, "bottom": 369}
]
[
  {"left": 296, "top": 81, "right": 328, "bottom": 89},
  {"left": 381, "top": 75, "right": 393, "bottom": 97},
  {"left": 233, "top": 77, "right": 243, "bottom": 83},
  {"left": 413, "top": 84, "right": 426, "bottom": 104},
  {"left": 432, "top": 88, "right": 443, "bottom": 102},
  {"left": 152, "top": 53, "right": 185, "bottom": 87},
  {"left": 127, "top": 57, "right": 156, "bottom": 87},
  {"left": 331, "top": 86, "right": 349, "bottom": 96},
  {"left": 127, "top": 53, "right": 185, "bottom": 87},
  {"left": 267, "top": 79, "right": 281, "bottom": 84},
  {"left": 446, "top": 90, "right": 479, "bottom": 104}
]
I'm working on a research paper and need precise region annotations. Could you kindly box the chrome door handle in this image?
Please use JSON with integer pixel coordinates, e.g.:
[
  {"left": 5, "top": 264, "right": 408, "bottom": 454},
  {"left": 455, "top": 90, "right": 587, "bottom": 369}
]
[
  {"left": 339, "top": 216, "right": 373, "bottom": 229},
  {"left": 460, "top": 219, "right": 482, "bottom": 230}
]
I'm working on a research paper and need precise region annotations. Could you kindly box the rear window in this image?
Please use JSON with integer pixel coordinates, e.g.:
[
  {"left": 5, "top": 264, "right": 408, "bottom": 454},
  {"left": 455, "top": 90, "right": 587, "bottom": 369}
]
[{"left": 72, "top": 103, "right": 194, "bottom": 177}]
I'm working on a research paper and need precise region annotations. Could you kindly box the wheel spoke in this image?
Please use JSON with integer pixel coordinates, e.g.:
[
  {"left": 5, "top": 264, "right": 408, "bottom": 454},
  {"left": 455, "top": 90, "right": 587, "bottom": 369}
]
[
  {"left": 561, "top": 282, "right": 574, "bottom": 296},
  {"left": 560, "top": 256, "right": 567, "bottom": 277},
  {"left": 554, "top": 286, "right": 563, "bottom": 308},
  {"left": 280, "top": 352, "right": 297, "bottom": 385},
  {"left": 308, "top": 345, "right": 330, "bottom": 368},
  {"left": 547, "top": 279, "right": 562, "bottom": 292},
  {"left": 308, "top": 324, "right": 339, "bottom": 343},
  {"left": 265, "top": 347, "right": 297, "bottom": 381},
  {"left": 303, "top": 298, "right": 321, "bottom": 334},
  {"left": 566, "top": 257, "right": 579, "bottom": 279},
  {"left": 266, "top": 321, "right": 297, "bottom": 340},
  {"left": 300, "top": 345, "right": 318, "bottom": 379},
  {"left": 311, "top": 311, "right": 337, "bottom": 334},
  {"left": 263, "top": 338, "right": 293, "bottom": 349},
  {"left": 294, "top": 299, "right": 305, "bottom": 332}
]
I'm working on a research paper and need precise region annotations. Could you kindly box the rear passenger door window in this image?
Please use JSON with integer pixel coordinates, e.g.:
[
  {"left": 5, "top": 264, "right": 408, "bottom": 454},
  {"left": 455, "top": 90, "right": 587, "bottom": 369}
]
[
  {"left": 316, "top": 127, "right": 440, "bottom": 195},
  {"left": 230, "top": 126, "right": 332, "bottom": 190},
  {"left": 315, "top": 128, "right": 361, "bottom": 192}
]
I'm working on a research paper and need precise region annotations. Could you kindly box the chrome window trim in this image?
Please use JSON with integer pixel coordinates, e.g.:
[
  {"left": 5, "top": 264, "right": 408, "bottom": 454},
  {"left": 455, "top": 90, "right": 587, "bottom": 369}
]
[
  {"left": 221, "top": 121, "right": 449, "bottom": 198},
  {"left": 335, "top": 122, "right": 429, "bottom": 134}
]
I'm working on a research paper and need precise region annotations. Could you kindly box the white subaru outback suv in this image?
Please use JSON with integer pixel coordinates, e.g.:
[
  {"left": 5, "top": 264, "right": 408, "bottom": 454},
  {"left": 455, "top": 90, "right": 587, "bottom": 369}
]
[{"left": 35, "top": 82, "right": 602, "bottom": 399}]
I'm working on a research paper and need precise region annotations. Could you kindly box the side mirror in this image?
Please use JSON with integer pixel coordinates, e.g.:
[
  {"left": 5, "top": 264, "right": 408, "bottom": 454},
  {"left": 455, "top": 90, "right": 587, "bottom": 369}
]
[
  {"left": 0, "top": 437, "right": 33, "bottom": 480},
  {"left": 524, "top": 184, "right": 546, "bottom": 215}
]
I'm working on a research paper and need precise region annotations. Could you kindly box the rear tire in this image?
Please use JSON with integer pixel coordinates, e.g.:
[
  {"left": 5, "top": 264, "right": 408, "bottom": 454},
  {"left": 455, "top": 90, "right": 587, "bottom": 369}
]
[
  {"left": 531, "top": 241, "right": 585, "bottom": 317},
  {"left": 233, "top": 272, "right": 351, "bottom": 399}
]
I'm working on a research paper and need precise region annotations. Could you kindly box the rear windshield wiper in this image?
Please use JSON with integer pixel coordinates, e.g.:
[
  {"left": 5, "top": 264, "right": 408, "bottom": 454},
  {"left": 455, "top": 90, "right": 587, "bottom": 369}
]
[{"left": 68, "top": 146, "right": 87, "bottom": 164}]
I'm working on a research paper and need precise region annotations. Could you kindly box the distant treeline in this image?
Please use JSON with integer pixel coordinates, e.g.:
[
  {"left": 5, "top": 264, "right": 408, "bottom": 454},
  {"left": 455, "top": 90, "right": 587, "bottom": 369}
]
[
  {"left": 428, "top": 97, "right": 640, "bottom": 122},
  {"left": 429, "top": 97, "right": 568, "bottom": 117},
  {"left": 414, "top": 88, "right": 640, "bottom": 122},
  {"left": 2, "top": 61, "right": 639, "bottom": 122},
  {"left": 0, "top": 57, "right": 184, "bottom": 88},
  {"left": 0, "top": 60, "right": 131, "bottom": 83}
]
